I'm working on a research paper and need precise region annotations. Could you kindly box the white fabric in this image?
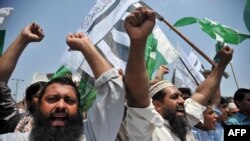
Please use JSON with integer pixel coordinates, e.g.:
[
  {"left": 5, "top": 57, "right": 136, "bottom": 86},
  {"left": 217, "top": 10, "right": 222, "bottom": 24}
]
[
  {"left": 0, "top": 7, "right": 13, "bottom": 25},
  {"left": 126, "top": 102, "right": 164, "bottom": 141},
  {"left": 84, "top": 68, "right": 126, "bottom": 141},
  {"left": 0, "top": 69, "right": 125, "bottom": 141},
  {"left": 152, "top": 121, "right": 196, "bottom": 141},
  {"left": 126, "top": 98, "right": 206, "bottom": 141}
]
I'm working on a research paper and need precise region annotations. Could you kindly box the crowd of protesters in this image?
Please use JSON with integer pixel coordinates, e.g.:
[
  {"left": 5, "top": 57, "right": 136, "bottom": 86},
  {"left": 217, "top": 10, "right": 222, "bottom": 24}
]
[{"left": 0, "top": 6, "right": 249, "bottom": 141}]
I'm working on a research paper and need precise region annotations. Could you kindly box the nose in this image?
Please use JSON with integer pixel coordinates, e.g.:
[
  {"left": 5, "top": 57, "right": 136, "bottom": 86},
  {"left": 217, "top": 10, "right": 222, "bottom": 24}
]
[
  {"left": 214, "top": 113, "right": 219, "bottom": 119},
  {"left": 56, "top": 99, "right": 67, "bottom": 112},
  {"left": 177, "top": 96, "right": 185, "bottom": 104}
]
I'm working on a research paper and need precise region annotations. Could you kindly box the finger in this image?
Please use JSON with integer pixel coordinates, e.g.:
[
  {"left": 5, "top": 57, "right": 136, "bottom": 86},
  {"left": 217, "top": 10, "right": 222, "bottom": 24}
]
[
  {"left": 133, "top": 9, "right": 145, "bottom": 25},
  {"left": 125, "top": 14, "right": 137, "bottom": 26},
  {"left": 145, "top": 9, "right": 156, "bottom": 21},
  {"left": 78, "top": 32, "right": 84, "bottom": 38}
]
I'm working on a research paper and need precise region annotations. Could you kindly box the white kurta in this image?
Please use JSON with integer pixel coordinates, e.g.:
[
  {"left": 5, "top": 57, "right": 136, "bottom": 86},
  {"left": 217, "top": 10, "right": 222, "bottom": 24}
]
[{"left": 127, "top": 98, "right": 206, "bottom": 141}]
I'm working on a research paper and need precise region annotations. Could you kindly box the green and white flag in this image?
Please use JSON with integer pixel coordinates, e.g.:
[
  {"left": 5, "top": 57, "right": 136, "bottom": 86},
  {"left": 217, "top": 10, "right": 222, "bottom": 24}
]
[
  {"left": 173, "top": 17, "right": 250, "bottom": 45},
  {"left": 145, "top": 24, "right": 178, "bottom": 79}
]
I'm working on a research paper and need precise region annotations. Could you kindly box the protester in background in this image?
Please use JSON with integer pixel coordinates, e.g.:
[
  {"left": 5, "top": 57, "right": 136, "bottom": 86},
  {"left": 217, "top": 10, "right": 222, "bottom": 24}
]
[
  {"left": 227, "top": 97, "right": 239, "bottom": 117},
  {"left": 201, "top": 69, "right": 228, "bottom": 141},
  {"left": 192, "top": 104, "right": 218, "bottom": 141},
  {"left": 227, "top": 88, "right": 250, "bottom": 125},
  {"left": 0, "top": 23, "right": 46, "bottom": 134},
  {"left": 178, "top": 87, "right": 192, "bottom": 101}
]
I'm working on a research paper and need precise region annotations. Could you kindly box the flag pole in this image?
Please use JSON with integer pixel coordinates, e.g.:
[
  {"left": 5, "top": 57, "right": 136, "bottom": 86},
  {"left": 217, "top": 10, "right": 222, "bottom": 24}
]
[
  {"left": 140, "top": 1, "right": 228, "bottom": 78},
  {"left": 156, "top": 15, "right": 229, "bottom": 78},
  {"left": 229, "top": 62, "right": 239, "bottom": 89}
]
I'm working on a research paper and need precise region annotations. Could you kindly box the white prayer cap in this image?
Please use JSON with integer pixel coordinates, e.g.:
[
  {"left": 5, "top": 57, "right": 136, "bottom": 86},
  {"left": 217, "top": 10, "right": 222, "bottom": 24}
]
[
  {"left": 31, "top": 72, "right": 49, "bottom": 84},
  {"left": 228, "top": 102, "right": 238, "bottom": 109},
  {"left": 150, "top": 80, "right": 174, "bottom": 97}
]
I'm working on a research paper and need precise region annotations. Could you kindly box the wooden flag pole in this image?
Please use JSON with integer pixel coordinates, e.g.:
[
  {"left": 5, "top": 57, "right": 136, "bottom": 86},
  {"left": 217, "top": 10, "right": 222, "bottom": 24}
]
[
  {"left": 156, "top": 14, "right": 229, "bottom": 78},
  {"left": 156, "top": 15, "right": 215, "bottom": 66},
  {"left": 152, "top": 12, "right": 229, "bottom": 78},
  {"left": 140, "top": 0, "right": 228, "bottom": 78}
]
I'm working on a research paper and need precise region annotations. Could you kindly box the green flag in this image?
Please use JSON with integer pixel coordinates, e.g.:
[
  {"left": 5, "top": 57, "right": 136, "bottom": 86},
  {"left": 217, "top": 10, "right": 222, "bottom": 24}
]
[
  {"left": 145, "top": 25, "right": 179, "bottom": 79},
  {"left": 213, "top": 41, "right": 224, "bottom": 63},
  {"left": 174, "top": 17, "right": 250, "bottom": 45},
  {"left": 51, "top": 65, "right": 72, "bottom": 79},
  {"left": 244, "top": 0, "right": 250, "bottom": 32},
  {"left": 79, "top": 71, "right": 96, "bottom": 112},
  {"left": 0, "top": 30, "right": 5, "bottom": 55}
]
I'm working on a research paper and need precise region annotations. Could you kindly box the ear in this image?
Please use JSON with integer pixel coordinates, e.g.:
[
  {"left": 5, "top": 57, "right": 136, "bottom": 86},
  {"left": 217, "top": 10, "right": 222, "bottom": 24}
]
[
  {"left": 152, "top": 100, "right": 163, "bottom": 114},
  {"left": 234, "top": 100, "right": 240, "bottom": 108}
]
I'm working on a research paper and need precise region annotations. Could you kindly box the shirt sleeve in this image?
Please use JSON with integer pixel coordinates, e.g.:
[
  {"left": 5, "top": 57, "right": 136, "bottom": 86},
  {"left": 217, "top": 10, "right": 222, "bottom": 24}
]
[
  {"left": 126, "top": 102, "right": 164, "bottom": 141},
  {"left": 0, "top": 82, "right": 22, "bottom": 134},
  {"left": 185, "top": 98, "right": 206, "bottom": 127},
  {"left": 84, "top": 69, "right": 126, "bottom": 141},
  {"left": 0, "top": 132, "right": 29, "bottom": 141}
]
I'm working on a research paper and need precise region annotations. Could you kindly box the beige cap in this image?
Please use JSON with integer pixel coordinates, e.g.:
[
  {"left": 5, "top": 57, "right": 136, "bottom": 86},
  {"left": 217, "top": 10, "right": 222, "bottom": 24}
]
[{"left": 150, "top": 80, "right": 174, "bottom": 97}]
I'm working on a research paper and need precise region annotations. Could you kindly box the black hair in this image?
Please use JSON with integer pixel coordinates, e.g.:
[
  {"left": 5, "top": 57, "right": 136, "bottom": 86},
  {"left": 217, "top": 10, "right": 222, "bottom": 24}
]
[
  {"left": 39, "top": 77, "right": 81, "bottom": 105},
  {"left": 220, "top": 96, "right": 228, "bottom": 105},
  {"left": 234, "top": 88, "right": 250, "bottom": 103},
  {"left": 178, "top": 87, "right": 191, "bottom": 96},
  {"left": 25, "top": 81, "right": 47, "bottom": 102},
  {"left": 152, "top": 89, "right": 166, "bottom": 103}
]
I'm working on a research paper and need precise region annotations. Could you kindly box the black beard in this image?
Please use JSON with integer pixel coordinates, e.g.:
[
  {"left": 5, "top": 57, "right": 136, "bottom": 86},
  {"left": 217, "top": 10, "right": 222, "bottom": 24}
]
[
  {"left": 163, "top": 108, "right": 189, "bottom": 141},
  {"left": 30, "top": 109, "right": 84, "bottom": 141}
]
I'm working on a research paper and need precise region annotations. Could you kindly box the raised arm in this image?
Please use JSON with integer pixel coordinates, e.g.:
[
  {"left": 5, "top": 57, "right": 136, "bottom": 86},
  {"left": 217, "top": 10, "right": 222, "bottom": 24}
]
[
  {"left": 0, "top": 23, "right": 44, "bottom": 83},
  {"left": 66, "top": 33, "right": 112, "bottom": 79},
  {"left": 66, "top": 32, "right": 125, "bottom": 141},
  {"left": 154, "top": 65, "right": 169, "bottom": 81},
  {"left": 149, "top": 65, "right": 169, "bottom": 85},
  {"left": 192, "top": 46, "right": 233, "bottom": 105},
  {"left": 124, "top": 7, "right": 156, "bottom": 108}
]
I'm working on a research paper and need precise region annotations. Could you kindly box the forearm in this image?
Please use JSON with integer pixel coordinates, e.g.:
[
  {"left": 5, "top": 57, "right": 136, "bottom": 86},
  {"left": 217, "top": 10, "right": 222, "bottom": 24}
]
[
  {"left": 154, "top": 70, "right": 165, "bottom": 81},
  {"left": 80, "top": 44, "right": 112, "bottom": 79},
  {"left": 125, "top": 42, "right": 150, "bottom": 108},
  {"left": 192, "top": 63, "right": 226, "bottom": 106},
  {"left": 0, "top": 34, "right": 29, "bottom": 83},
  {"left": 211, "top": 88, "right": 221, "bottom": 107}
]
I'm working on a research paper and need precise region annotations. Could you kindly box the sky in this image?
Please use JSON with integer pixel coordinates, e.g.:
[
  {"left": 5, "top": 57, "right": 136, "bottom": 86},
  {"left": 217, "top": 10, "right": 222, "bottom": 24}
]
[{"left": 1, "top": 0, "right": 249, "bottom": 101}]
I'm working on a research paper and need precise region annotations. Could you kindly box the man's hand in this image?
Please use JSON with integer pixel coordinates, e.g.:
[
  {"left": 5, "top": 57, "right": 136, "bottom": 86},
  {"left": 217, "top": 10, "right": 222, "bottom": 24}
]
[
  {"left": 218, "top": 46, "right": 233, "bottom": 66},
  {"left": 21, "top": 23, "right": 44, "bottom": 43},
  {"left": 66, "top": 32, "right": 94, "bottom": 51},
  {"left": 124, "top": 7, "right": 155, "bottom": 43}
]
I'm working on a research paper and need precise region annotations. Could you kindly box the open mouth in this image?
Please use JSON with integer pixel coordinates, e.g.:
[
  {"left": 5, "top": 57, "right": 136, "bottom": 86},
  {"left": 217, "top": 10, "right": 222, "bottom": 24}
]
[
  {"left": 51, "top": 113, "right": 68, "bottom": 127},
  {"left": 176, "top": 107, "right": 185, "bottom": 113}
]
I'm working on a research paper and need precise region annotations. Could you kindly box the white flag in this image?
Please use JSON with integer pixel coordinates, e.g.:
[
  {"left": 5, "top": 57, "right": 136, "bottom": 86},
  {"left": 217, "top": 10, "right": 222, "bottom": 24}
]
[
  {"left": 173, "top": 48, "right": 205, "bottom": 93},
  {"left": 0, "top": 7, "right": 13, "bottom": 26},
  {"left": 61, "top": 0, "right": 178, "bottom": 77}
]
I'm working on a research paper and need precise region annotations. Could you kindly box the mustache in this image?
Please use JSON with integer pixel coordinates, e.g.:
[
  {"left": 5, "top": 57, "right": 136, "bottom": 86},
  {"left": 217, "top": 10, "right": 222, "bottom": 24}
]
[
  {"left": 49, "top": 108, "right": 69, "bottom": 119},
  {"left": 176, "top": 105, "right": 185, "bottom": 111}
]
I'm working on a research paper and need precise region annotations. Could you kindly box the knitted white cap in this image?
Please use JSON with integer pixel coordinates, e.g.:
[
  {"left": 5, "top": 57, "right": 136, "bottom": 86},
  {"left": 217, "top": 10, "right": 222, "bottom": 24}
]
[{"left": 149, "top": 80, "right": 174, "bottom": 97}]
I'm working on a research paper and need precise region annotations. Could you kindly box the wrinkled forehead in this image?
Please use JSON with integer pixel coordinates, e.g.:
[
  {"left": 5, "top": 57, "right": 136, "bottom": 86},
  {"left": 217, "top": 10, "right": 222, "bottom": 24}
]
[{"left": 162, "top": 86, "right": 180, "bottom": 96}]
